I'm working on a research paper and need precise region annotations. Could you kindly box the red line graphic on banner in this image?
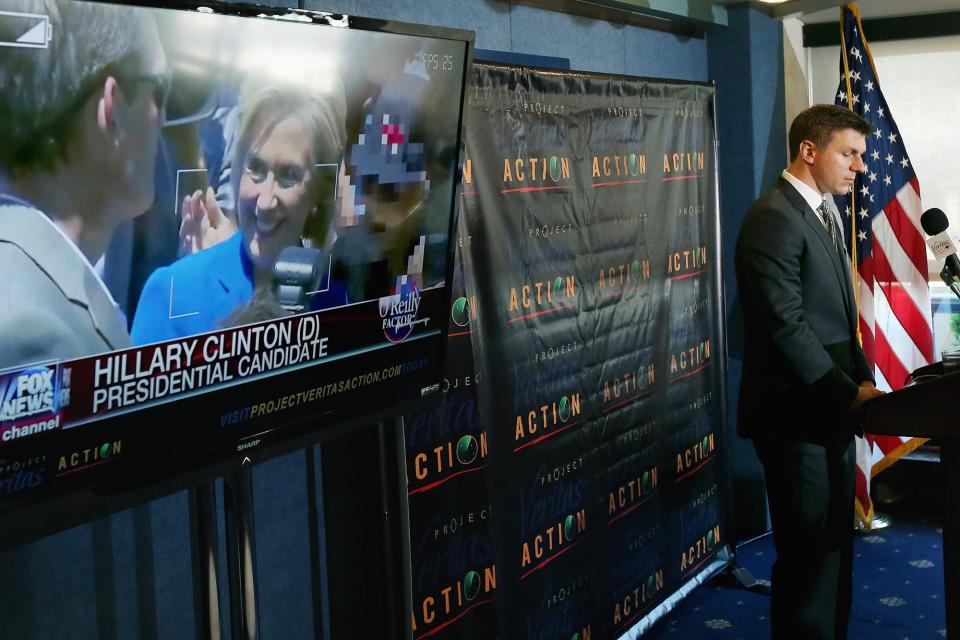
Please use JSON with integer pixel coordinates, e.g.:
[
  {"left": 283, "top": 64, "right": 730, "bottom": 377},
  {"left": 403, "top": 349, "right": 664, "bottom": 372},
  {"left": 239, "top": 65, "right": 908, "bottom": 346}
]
[
  {"left": 661, "top": 175, "right": 700, "bottom": 182},
  {"left": 602, "top": 389, "right": 654, "bottom": 415},
  {"left": 613, "top": 595, "right": 658, "bottom": 633},
  {"left": 670, "top": 269, "right": 705, "bottom": 281},
  {"left": 413, "top": 597, "right": 497, "bottom": 640},
  {"left": 519, "top": 538, "right": 584, "bottom": 580},
  {"left": 506, "top": 304, "right": 575, "bottom": 324},
  {"left": 591, "top": 179, "right": 648, "bottom": 188},
  {"left": 607, "top": 493, "right": 656, "bottom": 525},
  {"left": 513, "top": 420, "right": 583, "bottom": 453},
  {"left": 675, "top": 454, "right": 715, "bottom": 482},
  {"left": 55, "top": 458, "right": 116, "bottom": 477},
  {"left": 448, "top": 329, "right": 473, "bottom": 337},
  {"left": 670, "top": 363, "right": 709, "bottom": 383},
  {"left": 501, "top": 185, "right": 572, "bottom": 194},
  {"left": 682, "top": 547, "right": 720, "bottom": 577},
  {"left": 407, "top": 465, "right": 487, "bottom": 496}
]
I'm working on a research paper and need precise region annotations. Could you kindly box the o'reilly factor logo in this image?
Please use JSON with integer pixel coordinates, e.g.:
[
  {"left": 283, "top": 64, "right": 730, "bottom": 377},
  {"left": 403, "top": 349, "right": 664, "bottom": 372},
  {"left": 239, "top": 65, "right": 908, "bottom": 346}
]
[
  {"left": 379, "top": 281, "right": 422, "bottom": 343},
  {"left": 57, "top": 440, "right": 122, "bottom": 476},
  {"left": 0, "top": 365, "right": 64, "bottom": 444}
]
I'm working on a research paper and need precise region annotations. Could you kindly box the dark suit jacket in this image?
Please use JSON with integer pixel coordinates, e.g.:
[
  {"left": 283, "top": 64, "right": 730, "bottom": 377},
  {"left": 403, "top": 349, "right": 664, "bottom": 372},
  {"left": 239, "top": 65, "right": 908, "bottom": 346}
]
[{"left": 735, "top": 177, "right": 873, "bottom": 442}]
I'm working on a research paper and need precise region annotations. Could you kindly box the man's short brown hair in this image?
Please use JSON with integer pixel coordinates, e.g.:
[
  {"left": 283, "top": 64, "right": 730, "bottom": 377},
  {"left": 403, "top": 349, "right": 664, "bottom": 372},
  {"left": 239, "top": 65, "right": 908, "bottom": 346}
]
[{"left": 788, "top": 104, "right": 871, "bottom": 161}]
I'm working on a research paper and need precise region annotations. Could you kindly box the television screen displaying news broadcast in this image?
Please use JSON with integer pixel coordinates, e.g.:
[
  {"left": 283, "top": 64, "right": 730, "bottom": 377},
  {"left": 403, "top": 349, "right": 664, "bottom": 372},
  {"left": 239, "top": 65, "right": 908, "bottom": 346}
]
[{"left": 0, "top": 0, "right": 471, "bottom": 528}]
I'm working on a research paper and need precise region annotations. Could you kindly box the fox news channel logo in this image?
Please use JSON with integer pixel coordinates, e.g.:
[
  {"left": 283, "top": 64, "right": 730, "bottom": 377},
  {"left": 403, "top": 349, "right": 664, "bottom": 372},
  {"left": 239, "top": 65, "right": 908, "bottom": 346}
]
[{"left": 0, "top": 364, "right": 65, "bottom": 444}]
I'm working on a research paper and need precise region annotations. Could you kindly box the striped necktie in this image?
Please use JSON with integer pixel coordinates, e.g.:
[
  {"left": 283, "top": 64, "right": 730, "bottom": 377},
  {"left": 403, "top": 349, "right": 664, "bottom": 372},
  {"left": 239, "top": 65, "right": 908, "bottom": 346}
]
[{"left": 819, "top": 200, "right": 844, "bottom": 257}]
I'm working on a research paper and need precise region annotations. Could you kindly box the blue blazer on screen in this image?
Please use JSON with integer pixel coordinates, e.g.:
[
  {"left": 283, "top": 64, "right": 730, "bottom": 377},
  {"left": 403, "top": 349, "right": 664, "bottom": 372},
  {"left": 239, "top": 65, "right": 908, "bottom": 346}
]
[{"left": 131, "top": 232, "right": 347, "bottom": 344}]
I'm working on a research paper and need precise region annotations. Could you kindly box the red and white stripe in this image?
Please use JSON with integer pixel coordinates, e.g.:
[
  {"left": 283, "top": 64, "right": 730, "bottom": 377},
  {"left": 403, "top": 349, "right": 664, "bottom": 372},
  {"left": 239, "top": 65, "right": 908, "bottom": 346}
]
[{"left": 854, "top": 177, "right": 932, "bottom": 524}]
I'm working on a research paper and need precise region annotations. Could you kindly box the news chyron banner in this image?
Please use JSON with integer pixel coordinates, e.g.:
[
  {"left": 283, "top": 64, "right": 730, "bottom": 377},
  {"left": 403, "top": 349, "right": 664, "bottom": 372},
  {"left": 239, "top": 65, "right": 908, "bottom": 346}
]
[{"left": 404, "top": 63, "right": 731, "bottom": 639}]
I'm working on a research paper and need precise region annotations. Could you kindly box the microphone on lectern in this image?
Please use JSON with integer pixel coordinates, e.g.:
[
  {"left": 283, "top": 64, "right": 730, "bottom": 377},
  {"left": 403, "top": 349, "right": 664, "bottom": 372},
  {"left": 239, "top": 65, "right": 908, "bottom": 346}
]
[{"left": 920, "top": 207, "right": 960, "bottom": 301}]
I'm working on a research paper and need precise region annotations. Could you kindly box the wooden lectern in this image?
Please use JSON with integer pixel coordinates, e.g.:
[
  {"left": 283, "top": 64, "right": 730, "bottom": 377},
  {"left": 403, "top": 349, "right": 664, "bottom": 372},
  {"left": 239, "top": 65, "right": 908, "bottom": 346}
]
[{"left": 863, "top": 371, "right": 960, "bottom": 639}]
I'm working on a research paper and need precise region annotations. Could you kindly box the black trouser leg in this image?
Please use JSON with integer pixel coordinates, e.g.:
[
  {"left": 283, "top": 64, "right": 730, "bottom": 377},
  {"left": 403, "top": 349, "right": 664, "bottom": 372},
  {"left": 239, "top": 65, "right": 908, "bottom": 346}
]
[{"left": 755, "top": 438, "right": 855, "bottom": 640}]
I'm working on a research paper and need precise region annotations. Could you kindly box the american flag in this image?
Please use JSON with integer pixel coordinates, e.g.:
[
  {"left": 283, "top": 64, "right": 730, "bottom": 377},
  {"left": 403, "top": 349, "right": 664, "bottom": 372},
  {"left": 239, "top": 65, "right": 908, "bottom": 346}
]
[{"left": 834, "top": 3, "right": 933, "bottom": 526}]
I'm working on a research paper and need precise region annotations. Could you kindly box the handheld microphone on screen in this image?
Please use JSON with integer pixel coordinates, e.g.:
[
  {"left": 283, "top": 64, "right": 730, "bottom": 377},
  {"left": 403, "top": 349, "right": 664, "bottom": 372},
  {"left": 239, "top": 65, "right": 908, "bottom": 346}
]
[
  {"left": 920, "top": 207, "right": 960, "bottom": 301},
  {"left": 272, "top": 246, "right": 326, "bottom": 313}
]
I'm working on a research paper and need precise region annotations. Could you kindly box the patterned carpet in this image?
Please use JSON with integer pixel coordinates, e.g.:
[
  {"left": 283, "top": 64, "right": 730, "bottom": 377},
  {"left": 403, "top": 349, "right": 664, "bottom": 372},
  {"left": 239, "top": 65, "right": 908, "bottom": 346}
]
[{"left": 644, "top": 518, "right": 947, "bottom": 639}]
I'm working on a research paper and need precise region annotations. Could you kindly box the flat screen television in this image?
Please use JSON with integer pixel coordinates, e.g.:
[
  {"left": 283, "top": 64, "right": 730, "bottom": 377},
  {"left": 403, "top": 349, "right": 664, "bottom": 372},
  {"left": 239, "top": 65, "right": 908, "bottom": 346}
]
[{"left": 0, "top": 0, "right": 473, "bottom": 547}]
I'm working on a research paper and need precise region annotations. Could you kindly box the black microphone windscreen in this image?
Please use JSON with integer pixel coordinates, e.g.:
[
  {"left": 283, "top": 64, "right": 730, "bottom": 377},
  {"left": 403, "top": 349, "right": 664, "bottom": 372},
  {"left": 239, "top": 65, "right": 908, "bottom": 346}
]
[{"left": 921, "top": 207, "right": 949, "bottom": 235}]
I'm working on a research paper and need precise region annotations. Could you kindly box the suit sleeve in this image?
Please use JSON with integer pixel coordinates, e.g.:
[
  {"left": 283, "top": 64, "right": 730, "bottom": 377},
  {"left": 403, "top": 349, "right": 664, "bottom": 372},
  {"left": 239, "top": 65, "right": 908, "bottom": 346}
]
[
  {"left": 736, "top": 205, "right": 860, "bottom": 409},
  {"left": 0, "top": 244, "right": 98, "bottom": 369}
]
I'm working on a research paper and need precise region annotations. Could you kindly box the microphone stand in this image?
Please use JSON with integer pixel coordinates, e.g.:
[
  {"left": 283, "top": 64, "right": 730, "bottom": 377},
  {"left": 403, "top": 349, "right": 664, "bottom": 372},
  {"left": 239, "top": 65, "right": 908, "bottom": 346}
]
[{"left": 941, "top": 265, "right": 960, "bottom": 302}]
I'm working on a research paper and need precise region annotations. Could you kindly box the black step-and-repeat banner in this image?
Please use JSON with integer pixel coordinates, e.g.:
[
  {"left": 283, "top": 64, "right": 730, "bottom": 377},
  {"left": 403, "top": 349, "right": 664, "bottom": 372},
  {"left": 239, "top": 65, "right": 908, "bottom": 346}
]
[{"left": 405, "top": 63, "right": 731, "bottom": 640}]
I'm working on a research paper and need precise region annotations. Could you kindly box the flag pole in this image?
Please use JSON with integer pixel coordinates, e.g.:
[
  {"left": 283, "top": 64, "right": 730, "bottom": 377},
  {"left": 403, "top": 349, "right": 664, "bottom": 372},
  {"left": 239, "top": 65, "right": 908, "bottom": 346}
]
[{"left": 839, "top": 4, "right": 861, "bottom": 343}]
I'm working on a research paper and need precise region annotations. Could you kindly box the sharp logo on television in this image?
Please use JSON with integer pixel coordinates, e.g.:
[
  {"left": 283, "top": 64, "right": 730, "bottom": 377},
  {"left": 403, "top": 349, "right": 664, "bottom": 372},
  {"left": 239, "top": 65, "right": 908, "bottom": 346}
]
[
  {"left": 410, "top": 565, "right": 497, "bottom": 633},
  {"left": 0, "top": 365, "right": 64, "bottom": 444},
  {"left": 502, "top": 155, "right": 571, "bottom": 185},
  {"left": 680, "top": 524, "right": 721, "bottom": 572},
  {"left": 56, "top": 440, "right": 122, "bottom": 476},
  {"left": 613, "top": 570, "right": 665, "bottom": 626},
  {"left": 0, "top": 454, "right": 46, "bottom": 496}
]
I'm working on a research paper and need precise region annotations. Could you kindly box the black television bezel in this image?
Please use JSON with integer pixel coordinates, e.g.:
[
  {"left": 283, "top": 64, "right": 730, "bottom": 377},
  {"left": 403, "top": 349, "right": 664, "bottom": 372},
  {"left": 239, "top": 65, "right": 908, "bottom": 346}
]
[{"left": 0, "top": 0, "right": 474, "bottom": 550}]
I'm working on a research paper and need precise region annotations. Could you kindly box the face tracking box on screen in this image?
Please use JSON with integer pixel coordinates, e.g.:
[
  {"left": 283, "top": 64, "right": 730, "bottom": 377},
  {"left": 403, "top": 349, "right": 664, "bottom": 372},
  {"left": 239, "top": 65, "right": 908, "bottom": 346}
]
[{"left": 0, "top": 0, "right": 473, "bottom": 545}]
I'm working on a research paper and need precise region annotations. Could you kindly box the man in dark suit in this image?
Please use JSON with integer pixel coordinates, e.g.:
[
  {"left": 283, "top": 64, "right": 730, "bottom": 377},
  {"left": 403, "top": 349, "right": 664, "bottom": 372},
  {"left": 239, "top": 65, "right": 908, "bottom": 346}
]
[{"left": 736, "top": 104, "right": 885, "bottom": 640}]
